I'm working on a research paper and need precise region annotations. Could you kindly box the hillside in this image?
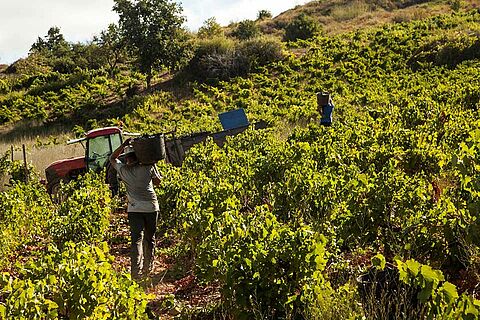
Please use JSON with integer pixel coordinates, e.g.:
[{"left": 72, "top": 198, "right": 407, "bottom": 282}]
[
  {"left": 1, "top": 0, "right": 479, "bottom": 144},
  {"left": 240, "top": 0, "right": 480, "bottom": 36},
  {"left": 1, "top": 1, "right": 480, "bottom": 319}
]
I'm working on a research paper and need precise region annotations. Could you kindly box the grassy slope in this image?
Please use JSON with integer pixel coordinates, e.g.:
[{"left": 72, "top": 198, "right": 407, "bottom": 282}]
[{"left": 0, "top": 0, "right": 478, "bottom": 135}]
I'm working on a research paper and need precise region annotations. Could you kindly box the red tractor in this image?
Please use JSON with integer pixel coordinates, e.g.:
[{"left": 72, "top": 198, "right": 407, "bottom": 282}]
[
  {"left": 45, "top": 127, "right": 124, "bottom": 195},
  {"left": 45, "top": 109, "right": 266, "bottom": 196}
]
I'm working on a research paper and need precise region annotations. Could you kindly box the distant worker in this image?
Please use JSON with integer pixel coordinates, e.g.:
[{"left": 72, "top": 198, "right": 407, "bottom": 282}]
[
  {"left": 110, "top": 138, "right": 161, "bottom": 280},
  {"left": 317, "top": 92, "right": 334, "bottom": 126}
]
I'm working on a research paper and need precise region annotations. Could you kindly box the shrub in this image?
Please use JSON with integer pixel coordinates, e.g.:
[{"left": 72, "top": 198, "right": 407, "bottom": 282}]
[
  {"left": 449, "top": 0, "right": 461, "bottom": 12},
  {"left": 50, "top": 171, "right": 111, "bottom": 246},
  {"left": 284, "top": 13, "right": 322, "bottom": 42},
  {"left": 0, "top": 152, "right": 37, "bottom": 183},
  {"left": 51, "top": 55, "right": 77, "bottom": 74},
  {"left": 188, "top": 37, "right": 238, "bottom": 80},
  {"left": 329, "top": 1, "right": 370, "bottom": 21},
  {"left": 410, "top": 35, "right": 480, "bottom": 69},
  {"left": 0, "top": 181, "right": 54, "bottom": 269},
  {"left": 3, "top": 53, "right": 51, "bottom": 75},
  {"left": 237, "top": 36, "right": 284, "bottom": 71},
  {"left": 0, "top": 242, "right": 151, "bottom": 319},
  {"left": 232, "top": 19, "right": 260, "bottom": 40},
  {"left": 197, "top": 206, "right": 330, "bottom": 319},
  {"left": 395, "top": 258, "right": 480, "bottom": 318},
  {"left": 13, "top": 95, "right": 48, "bottom": 121},
  {"left": 188, "top": 36, "right": 284, "bottom": 81},
  {"left": 197, "top": 51, "right": 247, "bottom": 81},
  {"left": 190, "top": 37, "right": 236, "bottom": 66},
  {"left": 0, "top": 79, "right": 9, "bottom": 94}
]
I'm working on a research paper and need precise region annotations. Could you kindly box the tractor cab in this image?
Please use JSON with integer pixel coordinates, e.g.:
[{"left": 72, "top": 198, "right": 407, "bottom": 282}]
[
  {"left": 84, "top": 127, "right": 123, "bottom": 172},
  {"left": 45, "top": 127, "right": 123, "bottom": 194}
]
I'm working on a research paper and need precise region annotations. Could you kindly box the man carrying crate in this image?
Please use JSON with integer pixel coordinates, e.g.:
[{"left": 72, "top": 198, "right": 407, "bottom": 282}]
[
  {"left": 317, "top": 92, "right": 334, "bottom": 126},
  {"left": 110, "top": 138, "right": 161, "bottom": 280}
]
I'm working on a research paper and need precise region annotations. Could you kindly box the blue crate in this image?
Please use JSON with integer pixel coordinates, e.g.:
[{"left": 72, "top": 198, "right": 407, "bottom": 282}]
[{"left": 218, "top": 108, "right": 249, "bottom": 130}]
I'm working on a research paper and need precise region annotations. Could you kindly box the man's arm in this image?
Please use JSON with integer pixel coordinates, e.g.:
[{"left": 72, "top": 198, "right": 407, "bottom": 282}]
[
  {"left": 152, "top": 165, "right": 162, "bottom": 186},
  {"left": 110, "top": 138, "right": 132, "bottom": 166}
]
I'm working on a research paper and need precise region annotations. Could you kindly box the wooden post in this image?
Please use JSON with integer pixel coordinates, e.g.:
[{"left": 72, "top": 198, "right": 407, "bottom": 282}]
[
  {"left": 22, "top": 144, "right": 28, "bottom": 183},
  {"left": 10, "top": 145, "right": 13, "bottom": 161}
]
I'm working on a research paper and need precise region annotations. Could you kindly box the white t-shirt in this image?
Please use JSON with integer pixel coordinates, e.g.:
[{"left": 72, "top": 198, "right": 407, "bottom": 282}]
[{"left": 112, "top": 159, "right": 160, "bottom": 213}]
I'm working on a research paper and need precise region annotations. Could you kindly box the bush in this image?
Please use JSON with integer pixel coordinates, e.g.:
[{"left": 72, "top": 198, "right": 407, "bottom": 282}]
[
  {"left": 237, "top": 36, "right": 284, "bottom": 70},
  {"left": 190, "top": 37, "right": 236, "bottom": 66},
  {"left": 395, "top": 258, "right": 480, "bottom": 318},
  {"left": 0, "top": 242, "right": 151, "bottom": 319},
  {"left": 0, "top": 79, "right": 9, "bottom": 94},
  {"left": 50, "top": 171, "right": 111, "bottom": 246},
  {"left": 329, "top": 1, "right": 370, "bottom": 21},
  {"left": 232, "top": 20, "right": 260, "bottom": 40},
  {"left": 197, "top": 51, "right": 248, "bottom": 81},
  {"left": 410, "top": 34, "right": 480, "bottom": 69},
  {"left": 0, "top": 181, "right": 54, "bottom": 269},
  {"left": 449, "top": 0, "right": 461, "bottom": 12},
  {"left": 4, "top": 53, "right": 51, "bottom": 75},
  {"left": 0, "top": 152, "right": 37, "bottom": 183},
  {"left": 188, "top": 37, "right": 238, "bottom": 81},
  {"left": 188, "top": 36, "right": 284, "bottom": 81},
  {"left": 197, "top": 206, "right": 330, "bottom": 319},
  {"left": 284, "top": 13, "right": 321, "bottom": 42}
]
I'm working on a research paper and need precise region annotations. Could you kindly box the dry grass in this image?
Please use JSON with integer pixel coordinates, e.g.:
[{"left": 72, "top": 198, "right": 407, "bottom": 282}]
[
  {"left": 330, "top": 1, "right": 372, "bottom": 21},
  {"left": 256, "top": 0, "right": 480, "bottom": 39},
  {"left": 1, "top": 143, "right": 84, "bottom": 178},
  {"left": 0, "top": 133, "right": 84, "bottom": 178},
  {"left": 0, "top": 119, "right": 87, "bottom": 177}
]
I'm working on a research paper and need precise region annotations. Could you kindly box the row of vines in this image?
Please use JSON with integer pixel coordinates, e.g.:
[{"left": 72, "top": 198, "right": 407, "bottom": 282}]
[
  {"left": 0, "top": 159, "right": 152, "bottom": 319},
  {"left": 1, "top": 9, "right": 480, "bottom": 319}
]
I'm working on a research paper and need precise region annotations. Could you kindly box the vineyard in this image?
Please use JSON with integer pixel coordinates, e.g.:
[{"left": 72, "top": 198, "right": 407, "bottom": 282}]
[{"left": 1, "top": 6, "right": 480, "bottom": 320}]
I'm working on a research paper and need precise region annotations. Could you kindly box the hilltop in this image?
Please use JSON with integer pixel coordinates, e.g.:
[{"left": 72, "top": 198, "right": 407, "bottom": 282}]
[{"left": 235, "top": 0, "right": 480, "bottom": 35}]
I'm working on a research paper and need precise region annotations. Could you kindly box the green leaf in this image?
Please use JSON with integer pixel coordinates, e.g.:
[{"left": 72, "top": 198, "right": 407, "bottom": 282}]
[
  {"left": 420, "top": 265, "right": 444, "bottom": 283},
  {"left": 372, "top": 254, "right": 386, "bottom": 270},
  {"left": 439, "top": 282, "right": 458, "bottom": 303},
  {"left": 405, "top": 259, "right": 421, "bottom": 277},
  {"left": 417, "top": 283, "right": 434, "bottom": 303},
  {"left": 286, "top": 294, "right": 298, "bottom": 304}
]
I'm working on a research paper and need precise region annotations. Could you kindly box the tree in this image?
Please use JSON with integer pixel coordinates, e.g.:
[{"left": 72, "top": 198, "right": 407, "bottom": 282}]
[
  {"left": 257, "top": 10, "right": 272, "bottom": 20},
  {"left": 95, "top": 24, "right": 127, "bottom": 77},
  {"left": 30, "top": 27, "right": 70, "bottom": 54},
  {"left": 113, "top": 0, "right": 190, "bottom": 88},
  {"left": 197, "top": 17, "right": 224, "bottom": 39},
  {"left": 232, "top": 20, "right": 259, "bottom": 40},
  {"left": 29, "top": 27, "right": 76, "bottom": 73}
]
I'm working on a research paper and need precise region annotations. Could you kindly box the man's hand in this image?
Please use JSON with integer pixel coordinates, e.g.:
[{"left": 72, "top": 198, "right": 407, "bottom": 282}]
[
  {"left": 110, "top": 137, "right": 133, "bottom": 165},
  {"left": 123, "top": 138, "right": 132, "bottom": 146}
]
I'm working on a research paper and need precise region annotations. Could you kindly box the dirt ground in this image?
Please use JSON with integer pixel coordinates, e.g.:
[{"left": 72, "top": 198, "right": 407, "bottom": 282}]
[{"left": 108, "top": 210, "right": 221, "bottom": 319}]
